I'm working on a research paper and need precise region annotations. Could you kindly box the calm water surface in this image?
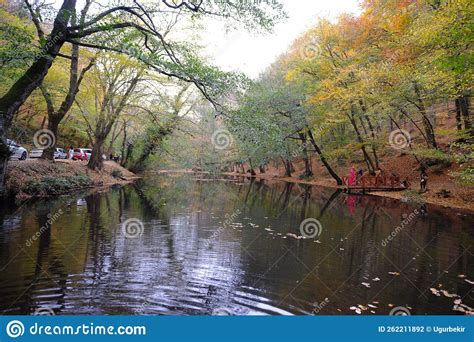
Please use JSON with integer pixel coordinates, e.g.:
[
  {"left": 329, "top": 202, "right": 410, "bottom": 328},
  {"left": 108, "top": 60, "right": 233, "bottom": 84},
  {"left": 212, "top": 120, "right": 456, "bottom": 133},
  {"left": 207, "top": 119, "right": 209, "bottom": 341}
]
[{"left": 0, "top": 175, "right": 473, "bottom": 315}]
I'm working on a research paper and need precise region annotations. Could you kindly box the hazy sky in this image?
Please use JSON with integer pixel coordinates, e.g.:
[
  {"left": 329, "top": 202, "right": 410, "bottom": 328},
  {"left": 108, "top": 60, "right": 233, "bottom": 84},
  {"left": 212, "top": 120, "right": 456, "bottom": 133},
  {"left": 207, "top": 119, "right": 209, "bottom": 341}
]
[
  {"left": 54, "top": 0, "right": 361, "bottom": 78},
  {"left": 201, "top": 0, "right": 361, "bottom": 78}
]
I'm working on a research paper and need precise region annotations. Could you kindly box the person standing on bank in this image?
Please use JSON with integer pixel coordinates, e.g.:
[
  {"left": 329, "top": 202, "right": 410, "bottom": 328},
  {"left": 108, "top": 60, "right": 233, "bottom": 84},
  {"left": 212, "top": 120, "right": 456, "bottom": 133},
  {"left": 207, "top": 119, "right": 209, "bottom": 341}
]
[{"left": 420, "top": 169, "right": 428, "bottom": 192}]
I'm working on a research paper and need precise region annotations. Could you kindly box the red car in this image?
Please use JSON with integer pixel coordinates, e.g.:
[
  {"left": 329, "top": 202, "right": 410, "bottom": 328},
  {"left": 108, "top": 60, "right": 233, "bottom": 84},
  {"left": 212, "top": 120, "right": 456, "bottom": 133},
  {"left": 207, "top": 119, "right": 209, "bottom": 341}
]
[{"left": 72, "top": 148, "right": 91, "bottom": 161}]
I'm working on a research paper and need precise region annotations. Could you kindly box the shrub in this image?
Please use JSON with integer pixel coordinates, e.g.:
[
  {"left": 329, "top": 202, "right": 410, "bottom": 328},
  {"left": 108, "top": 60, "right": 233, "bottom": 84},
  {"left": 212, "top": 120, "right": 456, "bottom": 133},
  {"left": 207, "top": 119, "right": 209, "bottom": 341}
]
[
  {"left": 449, "top": 167, "right": 474, "bottom": 186},
  {"left": 111, "top": 169, "right": 123, "bottom": 178},
  {"left": 24, "top": 176, "right": 92, "bottom": 196}
]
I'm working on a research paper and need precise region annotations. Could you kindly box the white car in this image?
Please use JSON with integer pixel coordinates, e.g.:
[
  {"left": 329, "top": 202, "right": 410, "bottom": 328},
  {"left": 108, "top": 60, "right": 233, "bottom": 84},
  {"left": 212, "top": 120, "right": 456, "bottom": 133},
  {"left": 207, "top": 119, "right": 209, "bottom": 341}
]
[
  {"left": 30, "top": 149, "right": 44, "bottom": 158},
  {"left": 7, "top": 139, "right": 28, "bottom": 160},
  {"left": 30, "top": 148, "right": 68, "bottom": 159},
  {"left": 54, "top": 148, "right": 68, "bottom": 159}
]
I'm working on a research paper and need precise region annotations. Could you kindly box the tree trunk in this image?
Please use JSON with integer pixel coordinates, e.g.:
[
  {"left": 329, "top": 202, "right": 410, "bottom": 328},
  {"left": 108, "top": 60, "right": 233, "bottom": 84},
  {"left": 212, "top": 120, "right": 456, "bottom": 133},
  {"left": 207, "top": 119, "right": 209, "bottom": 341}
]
[
  {"left": 88, "top": 137, "right": 105, "bottom": 170},
  {"left": 455, "top": 98, "right": 463, "bottom": 131},
  {"left": 258, "top": 165, "right": 265, "bottom": 174},
  {"left": 42, "top": 117, "right": 61, "bottom": 160},
  {"left": 0, "top": 6, "right": 73, "bottom": 191},
  {"left": 459, "top": 95, "right": 472, "bottom": 139},
  {"left": 347, "top": 110, "right": 375, "bottom": 174},
  {"left": 307, "top": 128, "right": 343, "bottom": 185},
  {"left": 281, "top": 157, "right": 292, "bottom": 177},
  {"left": 413, "top": 82, "right": 437, "bottom": 148}
]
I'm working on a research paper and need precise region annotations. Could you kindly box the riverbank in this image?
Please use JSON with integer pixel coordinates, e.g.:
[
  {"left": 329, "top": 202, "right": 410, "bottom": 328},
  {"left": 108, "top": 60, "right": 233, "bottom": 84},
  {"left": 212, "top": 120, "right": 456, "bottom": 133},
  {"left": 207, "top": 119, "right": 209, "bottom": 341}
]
[
  {"left": 4, "top": 159, "right": 140, "bottom": 202},
  {"left": 223, "top": 153, "right": 474, "bottom": 213}
]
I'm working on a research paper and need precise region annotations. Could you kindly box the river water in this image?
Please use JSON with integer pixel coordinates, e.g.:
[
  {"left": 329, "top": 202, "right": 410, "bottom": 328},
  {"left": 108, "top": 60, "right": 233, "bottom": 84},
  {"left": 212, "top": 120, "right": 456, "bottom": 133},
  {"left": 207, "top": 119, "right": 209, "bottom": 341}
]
[{"left": 0, "top": 175, "right": 472, "bottom": 315}]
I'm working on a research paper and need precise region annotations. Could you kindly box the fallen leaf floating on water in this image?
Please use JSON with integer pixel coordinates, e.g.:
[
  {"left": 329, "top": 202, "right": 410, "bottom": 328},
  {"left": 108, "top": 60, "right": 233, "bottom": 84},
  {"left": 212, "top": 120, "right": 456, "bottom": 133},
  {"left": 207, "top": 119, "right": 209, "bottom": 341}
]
[
  {"left": 465, "top": 279, "right": 474, "bottom": 285},
  {"left": 264, "top": 228, "right": 273, "bottom": 232},
  {"left": 458, "top": 274, "right": 466, "bottom": 278},
  {"left": 349, "top": 306, "right": 362, "bottom": 315},
  {"left": 388, "top": 272, "right": 400, "bottom": 276},
  {"left": 453, "top": 303, "right": 474, "bottom": 315},
  {"left": 368, "top": 304, "right": 377, "bottom": 308},
  {"left": 440, "top": 290, "right": 459, "bottom": 298},
  {"left": 361, "top": 282, "right": 371, "bottom": 288},
  {"left": 372, "top": 277, "right": 380, "bottom": 281},
  {"left": 315, "top": 240, "right": 321, "bottom": 243},
  {"left": 429, "top": 288, "right": 473, "bottom": 315},
  {"left": 286, "top": 233, "right": 303, "bottom": 240},
  {"left": 388, "top": 304, "right": 394, "bottom": 307}
]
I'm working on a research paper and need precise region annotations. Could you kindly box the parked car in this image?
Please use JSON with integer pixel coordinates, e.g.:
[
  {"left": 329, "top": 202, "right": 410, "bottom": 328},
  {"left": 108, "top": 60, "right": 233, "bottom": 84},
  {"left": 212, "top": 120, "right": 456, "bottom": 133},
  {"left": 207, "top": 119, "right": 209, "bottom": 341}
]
[
  {"left": 7, "top": 139, "right": 28, "bottom": 160},
  {"left": 29, "top": 149, "right": 44, "bottom": 158},
  {"left": 54, "top": 148, "right": 68, "bottom": 159},
  {"left": 83, "top": 149, "right": 92, "bottom": 160},
  {"left": 72, "top": 148, "right": 91, "bottom": 161}
]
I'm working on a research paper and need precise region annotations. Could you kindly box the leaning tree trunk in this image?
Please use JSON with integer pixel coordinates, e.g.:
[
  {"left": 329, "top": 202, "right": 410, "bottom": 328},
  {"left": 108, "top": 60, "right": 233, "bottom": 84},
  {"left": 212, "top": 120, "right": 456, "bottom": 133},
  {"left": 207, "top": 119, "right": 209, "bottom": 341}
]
[
  {"left": 298, "top": 132, "right": 313, "bottom": 177},
  {"left": 347, "top": 110, "right": 375, "bottom": 174},
  {"left": 307, "top": 128, "right": 343, "bottom": 185},
  {"left": 0, "top": 0, "right": 75, "bottom": 189},
  {"left": 413, "top": 82, "right": 437, "bottom": 148}
]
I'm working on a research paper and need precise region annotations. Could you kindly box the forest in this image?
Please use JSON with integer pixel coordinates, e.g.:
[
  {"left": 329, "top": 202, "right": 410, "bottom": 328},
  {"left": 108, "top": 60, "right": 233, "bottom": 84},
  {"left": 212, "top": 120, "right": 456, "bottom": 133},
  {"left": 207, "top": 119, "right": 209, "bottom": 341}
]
[{"left": 1, "top": 1, "right": 472, "bottom": 199}]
